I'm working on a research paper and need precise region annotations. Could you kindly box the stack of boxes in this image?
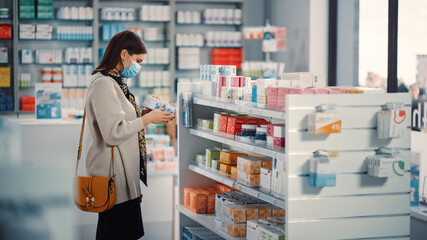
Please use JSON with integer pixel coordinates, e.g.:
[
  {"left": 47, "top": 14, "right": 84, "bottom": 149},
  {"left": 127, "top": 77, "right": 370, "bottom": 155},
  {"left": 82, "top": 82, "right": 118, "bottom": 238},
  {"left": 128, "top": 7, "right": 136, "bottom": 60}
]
[
  {"left": 20, "top": 96, "right": 35, "bottom": 111},
  {"left": 220, "top": 151, "right": 248, "bottom": 177},
  {"left": 237, "top": 156, "right": 272, "bottom": 187},
  {"left": 246, "top": 218, "right": 285, "bottom": 240},
  {"left": 36, "top": 0, "right": 54, "bottom": 19},
  {"left": 215, "top": 191, "right": 285, "bottom": 237},
  {"left": 19, "top": 0, "right": 35, "bottom": 19}
]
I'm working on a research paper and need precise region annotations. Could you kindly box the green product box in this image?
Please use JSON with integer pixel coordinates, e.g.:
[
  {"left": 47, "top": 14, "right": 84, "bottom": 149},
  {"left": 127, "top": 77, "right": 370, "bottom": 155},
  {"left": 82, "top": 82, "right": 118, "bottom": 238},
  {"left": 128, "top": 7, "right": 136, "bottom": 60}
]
[
  {"left": 19, "top": 0, "right": 35, "bottom": 5},
  {"left": 37, "top": 0, "right": 53, "bottom": 5},
  {"left": 206, "top": 148, "right": 220, "bottom": 168},
  {"left": 37, "top": 5, "right": 53, "bottom": 12},
  {"left": 212, "top": 160, "right": 220, "bottom": 171},
  {"left": 37, "top": 11, "right": 54, "bottom": 19},
  {"left": 19, "top": 11, "right": 35, "bottom": 19},
  {"left": 19, "top": 5, "right": 35, "bottom": 12}
]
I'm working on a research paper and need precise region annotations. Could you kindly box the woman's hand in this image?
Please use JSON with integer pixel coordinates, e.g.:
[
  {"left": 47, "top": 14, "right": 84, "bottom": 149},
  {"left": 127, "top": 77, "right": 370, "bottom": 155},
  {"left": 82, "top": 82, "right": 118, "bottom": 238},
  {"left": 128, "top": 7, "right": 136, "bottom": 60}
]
[{"left": 141, "top": 107, "right": 174, "bottom": 125}]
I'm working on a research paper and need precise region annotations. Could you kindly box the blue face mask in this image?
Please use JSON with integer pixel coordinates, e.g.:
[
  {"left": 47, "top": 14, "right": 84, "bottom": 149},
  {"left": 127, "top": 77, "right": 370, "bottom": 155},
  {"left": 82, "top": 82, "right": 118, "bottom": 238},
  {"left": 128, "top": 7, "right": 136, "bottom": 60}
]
[{"left": 120, "top": 51, "right": 141, "bottom": 78}]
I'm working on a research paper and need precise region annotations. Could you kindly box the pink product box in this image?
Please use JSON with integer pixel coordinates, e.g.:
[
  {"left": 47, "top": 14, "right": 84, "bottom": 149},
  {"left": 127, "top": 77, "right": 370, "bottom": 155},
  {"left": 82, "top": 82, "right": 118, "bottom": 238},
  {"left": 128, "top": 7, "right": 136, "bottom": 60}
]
[
  {"left": 273, "top": 125, "right": 285, "bottom": 148},
  {"left": 267, "top": 87, "right": 278, "bottom": 110},
  {"left": 239, "top": 77, "right": 247, "bottom": 87},
  {"left": 289, "top": 87, "right": 316, "bottom": 95},
  {"left": 313, "top": 88, "right": 331, "bottom": 94},
  {"left": 277, "top": 87, "right": 290, "bottom": 110},
  {"left": 230, "top": 77, "right": 241, "bottom": 87},
  {"left": 328, "top": 88, "right": 345, "bottom": 94},
  {"left": 218, "top": 76, "right": 228, "bottom": 97},
  {"left": 267, "top": 124, "right": 275, "bottom": 137}
]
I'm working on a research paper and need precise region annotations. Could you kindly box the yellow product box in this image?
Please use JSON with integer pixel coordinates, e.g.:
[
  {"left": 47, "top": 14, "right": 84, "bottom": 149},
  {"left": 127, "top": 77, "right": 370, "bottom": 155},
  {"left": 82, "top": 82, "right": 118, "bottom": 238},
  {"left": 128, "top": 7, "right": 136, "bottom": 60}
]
[
  {"left": 237, "top": 170, "right": 260, "bottom": 187},
  {"left": 222, "top": 217, "right": 246, "bottom": 237},
  {"left": 271, "top": 208, "right": 286, "bottom": 217},
  {"left": 223, "top": 203, "right": 246, "bottom": 223},
  {"left": 258, "top": 205, "right": 272, "bottom": 219},
  {"left": 220, "top": 151, "right": 248, "bottom": 166},
  {"left": 220, "top": 163, "right": 232, "bottom": 175},
  {"left": 200, "top": 189, "right": 217, "bottom": 214},
  {"left": 244, "top": 206, "right": 259, "bottom": 221}
]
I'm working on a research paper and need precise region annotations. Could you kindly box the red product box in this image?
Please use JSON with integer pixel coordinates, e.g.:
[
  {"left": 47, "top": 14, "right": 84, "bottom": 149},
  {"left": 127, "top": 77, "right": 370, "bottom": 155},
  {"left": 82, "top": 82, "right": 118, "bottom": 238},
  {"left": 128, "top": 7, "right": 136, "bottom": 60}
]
[
  {"left": 258, "top": 119, "right": 270, "bottom": 126},
  {"left": 274, "top": 137, "right": 285, "bottom": 148},
  {"left": 230, "top": 77, "right": 241, "bottom": 87},
  {"left": 267, "top": 87, "right": 279, "bottom": 110},
  {"left": 227, "top": 116, "right": 247, "bottom": 136},
  {"left": 0, "top": 25, "right": 12, "bottom": 39},
  {"left": 239, "top": 77, "right": 246, "bottom": 87},
  {"left": 245, "top": 117, "right": 259, "bottom": 126},
  {"left": 220, "top": 115, "right": 229, "bottom": 133}
]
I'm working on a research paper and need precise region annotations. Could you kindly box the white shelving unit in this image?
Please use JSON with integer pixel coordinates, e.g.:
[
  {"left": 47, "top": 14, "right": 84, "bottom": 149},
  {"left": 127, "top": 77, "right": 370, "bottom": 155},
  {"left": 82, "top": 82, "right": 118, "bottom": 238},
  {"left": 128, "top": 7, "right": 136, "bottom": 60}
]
[{"left": 177, "top": 82, "right": 411, "bottom": 239}]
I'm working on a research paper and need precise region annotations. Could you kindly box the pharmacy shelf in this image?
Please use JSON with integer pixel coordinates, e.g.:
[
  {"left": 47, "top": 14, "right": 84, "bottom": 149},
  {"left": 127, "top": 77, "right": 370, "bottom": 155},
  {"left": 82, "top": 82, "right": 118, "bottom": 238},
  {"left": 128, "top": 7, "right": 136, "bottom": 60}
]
[
  {"left": 130, "top": 86, "right": 171, "bottom": 89},
  {"left": 19, "top": 18, "right": 93, "bottom": 22},
  {"left": 193, "top": 96, "right": 286, "bottom": 120},
  {"left": 62, "top": 86, "right": 87, "bottom": 89},
  {"left": 19, "top": 39, "right": 93, "bottom": 42},
  {"left": 19, "top": 63, "right": 93, "bottom": 66},
  {"left": 142, "top": 63, "right": 170, "bottom": 66},
  {"left": 99, "top": 19, "right": 170, "bottom": 23},
  {"left": 189, "top": 128, "right": 286, "bottom": 159},
  {"left": 176, "top": 23, "right": 242, "bottom": 26},
  {"left": 188, "top": 163, "right": 286, "bottom": 208},
  {"left": 176, "top": 205, "right": 245, "bottom": 240},
  {"left": 176, "top": 46, "right": 243, "bottom": 49},
  {"left": 100, "top": 39, "right": 169, "bottom": 43},
  {"left": 176, "top": 68, "right": 199, "bottom": 71}
]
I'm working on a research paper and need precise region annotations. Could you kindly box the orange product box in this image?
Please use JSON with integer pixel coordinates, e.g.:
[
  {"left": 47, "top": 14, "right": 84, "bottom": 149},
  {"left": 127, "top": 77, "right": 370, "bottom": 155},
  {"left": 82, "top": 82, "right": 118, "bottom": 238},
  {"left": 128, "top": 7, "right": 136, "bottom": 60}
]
[
  {"left": 220, "top": 151, "right": 248, "bottom": 165},
  {"left": 200, "top": 189, "right": 216, "bottom": 213},
  {"left": 189, "top": 189, "right": 207, "bottom": 213},
  {"left": 245, "top": 117, "right": 259, "bottom": 126},
  {"left": 231, "top": 166, "right": 238, "bottom": 180},
  {"left": 219, "top": 115, "right": 229, "bottom": 133},
  {"left": 226, "top": 116, "right": 247, "bottom": 136},
  {"left": 272, "top": 208, "right": 286, "bottom": 217},
  {"left": 237, "top": 170, "right": 260, "bottom": 187},
  {"left": 223, "top": 204, "right": 246, "bottom": 223},
  {"left": 237, "top": 156, "right": 263, "bottom": 174},
  {"left": 258, "top": 206, "right": 272, "bottom": 219},
  {"left": 262, "top": 159, "right": 273, "bottom": 169},
  {"left": 183, "top": 187, "right": 194, "bottom": 209},
  {"left": 244, "top": 206, "right": 260, "bottom": 221},
  {"left": 220, "top": 163, "right": 232, "bottom": 174},
  {"left": 223, "top": 219, "right": 247, "bottom": 237}
]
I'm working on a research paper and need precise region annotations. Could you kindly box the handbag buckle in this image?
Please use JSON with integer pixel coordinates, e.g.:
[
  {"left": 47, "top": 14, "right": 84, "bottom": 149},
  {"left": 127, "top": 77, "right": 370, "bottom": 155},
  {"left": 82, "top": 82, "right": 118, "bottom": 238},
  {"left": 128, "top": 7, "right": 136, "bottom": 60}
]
[{"left": 86, "top": 196, "right": 95, "bottom": 208}]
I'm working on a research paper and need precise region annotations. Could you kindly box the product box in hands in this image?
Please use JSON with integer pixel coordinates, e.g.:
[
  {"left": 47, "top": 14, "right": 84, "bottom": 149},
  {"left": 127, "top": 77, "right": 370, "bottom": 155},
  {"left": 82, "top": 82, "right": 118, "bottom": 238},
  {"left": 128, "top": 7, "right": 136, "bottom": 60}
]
[{"left": 142, "top": 95, "right": 175, "bottom": 116}]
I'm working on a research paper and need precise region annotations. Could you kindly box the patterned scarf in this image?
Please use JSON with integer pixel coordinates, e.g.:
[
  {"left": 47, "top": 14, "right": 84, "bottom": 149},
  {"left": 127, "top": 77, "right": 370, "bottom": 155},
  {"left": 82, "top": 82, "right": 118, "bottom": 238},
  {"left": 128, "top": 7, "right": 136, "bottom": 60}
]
[{"left": 104, "top": 69, "right": 147, "bottom": 187}]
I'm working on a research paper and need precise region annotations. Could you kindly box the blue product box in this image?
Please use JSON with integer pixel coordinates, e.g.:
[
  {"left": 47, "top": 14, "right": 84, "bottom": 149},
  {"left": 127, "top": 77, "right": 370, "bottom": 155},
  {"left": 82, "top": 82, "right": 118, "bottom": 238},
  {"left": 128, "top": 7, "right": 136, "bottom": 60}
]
[
  {"left": 251, "top": 85, "right": 257, "bottom": 103},
  {"left": 102, "top": 25, "right": 110, "bottom": 41}
]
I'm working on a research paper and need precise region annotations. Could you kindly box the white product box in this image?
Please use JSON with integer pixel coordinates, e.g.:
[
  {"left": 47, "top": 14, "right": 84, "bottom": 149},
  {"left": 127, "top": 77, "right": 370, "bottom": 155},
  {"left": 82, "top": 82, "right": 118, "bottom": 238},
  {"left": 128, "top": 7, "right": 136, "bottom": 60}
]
[
  {"left": 19, "top": 31, "right": 35, "bottom": 39},
  {"left": 308, "top": 112, "right": 341, "bottom": 134},
  {"left": 155, "top": 71, "right": 162, "bottom": 87},
  {"left": 227, "top": 9, "right": 234, "bottom": 24},
  {"left": 19, "top": 24, "right": 36, "bottom": 32},
  {"left": 36, "top": 24, "right": 53, "bottom": 32},
  {"left": 234, "top": 9, "right": 242, "bottom": 24},
  {"left": 21, "top": 49, "right": 33, "bottom": 63},
  {"left": 260, "top": 167, "right": 272, "bottom": 192},
  {"left": 77, "top": 65, "right": 85, "bottom": 86},
  {"left": 142, "top": 95, "right": 175, "bottom": 116},
  {"left": 35, "top": 31, "right": 52, "bottom": 40}
]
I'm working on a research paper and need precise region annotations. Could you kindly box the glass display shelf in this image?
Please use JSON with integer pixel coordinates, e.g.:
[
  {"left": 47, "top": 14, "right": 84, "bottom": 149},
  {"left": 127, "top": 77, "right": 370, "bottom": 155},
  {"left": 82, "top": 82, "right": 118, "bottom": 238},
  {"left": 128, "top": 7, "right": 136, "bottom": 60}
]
[
  {"left": 188, "top": 163, "right": 286, "bottom": 208},
  {"left": 176, "top": 205, "right": 245, "bottom": 240},
  {"left": 189, "top": 128, "right": 286, "bottom": 159},
  {"left": 193, "top": 95, "right": 286, "bottom": 120}
]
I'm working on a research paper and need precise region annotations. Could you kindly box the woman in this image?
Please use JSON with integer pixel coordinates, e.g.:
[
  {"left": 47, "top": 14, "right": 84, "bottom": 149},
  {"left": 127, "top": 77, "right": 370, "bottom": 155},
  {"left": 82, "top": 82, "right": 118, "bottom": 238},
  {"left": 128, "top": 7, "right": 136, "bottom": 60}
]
[{"left": 85, "top": 30, "right": 174, "bottom": 240}]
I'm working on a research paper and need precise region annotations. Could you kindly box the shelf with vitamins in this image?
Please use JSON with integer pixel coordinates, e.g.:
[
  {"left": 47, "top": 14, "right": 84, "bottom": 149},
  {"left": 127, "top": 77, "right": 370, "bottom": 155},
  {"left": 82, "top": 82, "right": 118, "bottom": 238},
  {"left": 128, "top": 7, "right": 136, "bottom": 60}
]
[
  {"left": 176, "top": 205, "right": 245, "bottom": 240},
  {"left": 100, "top": 39, "right": 169, "bottom": 43},
  {"left": 188, "top": 163, "right": 285, "bottom": 208},
  {"left": 130, "top": 86, "right": 171, "bottom": 89},
  {"left": 19, "top": 39, "right": 93, "bottom": 42},
  {"left": 19, "top": 63, "right": 93, "bottom": 66},
  {"left": 19, "top": 18, "right": 93, "bottom": 22},
  {"left": 189, "top": 128, "right": 286, "bottom": 159},
  {"left": 193, "top": 95, "right": 286, "bottom": 120}
]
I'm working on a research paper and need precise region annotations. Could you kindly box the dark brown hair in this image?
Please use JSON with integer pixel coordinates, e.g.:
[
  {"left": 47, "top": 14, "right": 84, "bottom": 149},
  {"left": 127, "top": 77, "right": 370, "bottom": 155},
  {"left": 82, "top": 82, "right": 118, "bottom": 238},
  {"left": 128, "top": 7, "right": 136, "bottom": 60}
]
[{"left": 92, "top": 30, "right": 147, "bottom": 75}]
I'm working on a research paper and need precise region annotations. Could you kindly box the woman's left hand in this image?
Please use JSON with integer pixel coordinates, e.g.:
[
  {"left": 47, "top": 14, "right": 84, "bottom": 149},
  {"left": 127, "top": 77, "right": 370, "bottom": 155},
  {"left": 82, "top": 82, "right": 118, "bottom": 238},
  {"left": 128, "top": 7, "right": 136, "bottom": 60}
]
[{"left": 141, "top": 108, "right": 152, "bottom": 116}]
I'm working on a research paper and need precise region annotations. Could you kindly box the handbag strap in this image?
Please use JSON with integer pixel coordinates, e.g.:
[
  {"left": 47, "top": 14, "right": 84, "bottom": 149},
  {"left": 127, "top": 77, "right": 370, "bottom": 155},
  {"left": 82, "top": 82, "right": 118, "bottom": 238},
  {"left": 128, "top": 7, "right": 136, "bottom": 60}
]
[{"left": 75, "top": 106, "right": 115, "bottom": 177}]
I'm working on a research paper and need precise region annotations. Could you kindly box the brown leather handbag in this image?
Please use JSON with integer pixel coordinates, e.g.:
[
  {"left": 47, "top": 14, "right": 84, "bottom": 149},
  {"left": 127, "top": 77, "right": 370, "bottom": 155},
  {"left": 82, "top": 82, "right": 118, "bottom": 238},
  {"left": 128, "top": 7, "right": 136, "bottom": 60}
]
[{"left": 73, "top": 108, "right": 116, "bottom": 212}]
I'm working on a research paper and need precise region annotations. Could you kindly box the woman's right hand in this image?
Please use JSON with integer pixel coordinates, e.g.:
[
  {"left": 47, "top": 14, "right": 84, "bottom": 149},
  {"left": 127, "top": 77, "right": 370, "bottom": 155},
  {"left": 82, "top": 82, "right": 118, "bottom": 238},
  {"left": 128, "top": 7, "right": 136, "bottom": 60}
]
[{"left": 141, "top": 107, "right": 174, "bottom": 125}]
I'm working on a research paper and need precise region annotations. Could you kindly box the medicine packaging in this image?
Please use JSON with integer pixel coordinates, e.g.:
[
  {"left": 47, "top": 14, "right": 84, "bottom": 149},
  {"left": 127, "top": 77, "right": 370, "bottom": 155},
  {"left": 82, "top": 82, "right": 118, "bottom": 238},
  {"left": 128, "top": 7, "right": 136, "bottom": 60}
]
[
  {"left": 377, "top": 103, "right": 406, "bottom": 139},
  {"left": 142, "top": 95, "right": 175, "bottom": 116},
  {"left": 309, "top": 152, "right": 337, "bottom": 187},
  {"left": 366, "top": 150, "right": 405, "bottom": 178},
  {"left": 308, "top": 108, "right": 342, "bottom": 135}
]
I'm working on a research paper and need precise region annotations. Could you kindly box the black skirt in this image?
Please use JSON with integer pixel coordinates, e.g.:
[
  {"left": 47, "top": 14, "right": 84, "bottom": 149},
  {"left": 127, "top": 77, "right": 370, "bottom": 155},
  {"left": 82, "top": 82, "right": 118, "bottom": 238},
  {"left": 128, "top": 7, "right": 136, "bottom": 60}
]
[{"left": 96, "top": 196, "right": 144, "bottom": 240}]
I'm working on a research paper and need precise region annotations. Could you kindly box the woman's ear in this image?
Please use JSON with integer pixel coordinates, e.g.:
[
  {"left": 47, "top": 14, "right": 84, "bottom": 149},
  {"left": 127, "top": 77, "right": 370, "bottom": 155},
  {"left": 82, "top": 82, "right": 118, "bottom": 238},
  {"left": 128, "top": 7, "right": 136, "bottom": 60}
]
[{"left": 120, "top": 49, "right": 127, "bottom": 61}]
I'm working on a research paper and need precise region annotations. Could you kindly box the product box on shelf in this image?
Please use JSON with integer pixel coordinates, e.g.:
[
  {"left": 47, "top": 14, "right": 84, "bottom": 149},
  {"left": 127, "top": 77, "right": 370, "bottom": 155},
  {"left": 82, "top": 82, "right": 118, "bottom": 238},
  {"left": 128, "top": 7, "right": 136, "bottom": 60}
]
[
  {"left": 189, "top": 189, "right": 207, "bottom": 213},
  {"left": 230, "top": 166, "right": 238, "bottom": 179},
  {"left": 237, "top": 156, "right": 267, "bottom": 174},
  {"left": 237, "top": 170, "right": 260, "bottom": 187},
  {"left": 206, "top": 148, "right": 220, "bottom": 168},
  {"left": 260, "top": 167, "right": 272, "bottom": 192},
  {"left": 222, "top": 217, "right": 246, "bottom": 237},
  {"left": 220, "top": 163, "right": 232, "bottom": 174},
  {"left": 220, "top": 151, "right": 248, "bottom": 165}
]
